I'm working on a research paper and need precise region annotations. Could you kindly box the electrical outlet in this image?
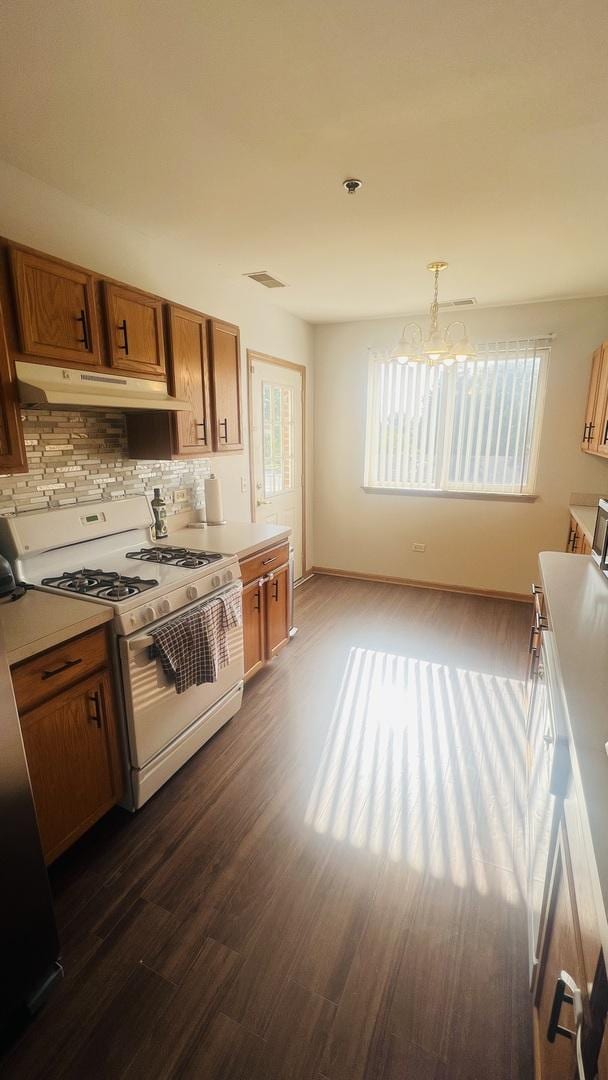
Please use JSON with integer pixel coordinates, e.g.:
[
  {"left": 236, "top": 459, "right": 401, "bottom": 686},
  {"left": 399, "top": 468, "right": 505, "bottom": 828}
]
[
  {"left": 412, "top": 542, "right": 426, "bottom": 552},
  {"left": 173, "top": 487, "right": 188, "bottom": 504}
]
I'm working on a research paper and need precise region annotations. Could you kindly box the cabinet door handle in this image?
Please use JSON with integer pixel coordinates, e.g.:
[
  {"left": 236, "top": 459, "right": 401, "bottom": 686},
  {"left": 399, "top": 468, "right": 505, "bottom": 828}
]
[
  {"left": 75, "top": 308, "right": 90, "bottom": 350},
  {"left": 582, "top": 421, "right": 590, "bottom": 442},
  {"left": 588, "top": 422, "right": 595, "bottom": 444},
  {"left": 219, "top": 418, "right": 228, "bottom": 442},
  {"left": 272, "top": 578, "right": 279, "bottom": 601},
  {"left": 118, "top": 319, "right": 129, "bottom": 354},
  {"left": 253, "top": 587, "right": 261, "bottom": 611},
  {"left": 547, "top": 970, "right": 586, "bottom": 1077},
  {"left": 88, "top": 690, "right": 102, "bottom": 729},
  {"left": 196, "top": 420, "right": 206, "bottom": 442},
  {"left": 603, "top": 419, "right": 608, "bottom": 446},
  {"left": 41, "top": 657, "right": 82, "bottom": 680}
]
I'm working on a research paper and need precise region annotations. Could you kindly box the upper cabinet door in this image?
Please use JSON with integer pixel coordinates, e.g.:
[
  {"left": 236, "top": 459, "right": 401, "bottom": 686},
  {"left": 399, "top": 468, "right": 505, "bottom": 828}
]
[
  {"left": 10, "top": 247, "right": 101, "bottom": 366},
  {"left": 103, "top": 283, "right": 166, "bottom": 379},
  {"left": 0, "top": 295, "right": 27, "bottom": 472},
  {"left": 208, "top": 319, "right": 243, "bottom": 450},
  {"left": 167, "top": 305, "right": 212, "bottom": 454}
]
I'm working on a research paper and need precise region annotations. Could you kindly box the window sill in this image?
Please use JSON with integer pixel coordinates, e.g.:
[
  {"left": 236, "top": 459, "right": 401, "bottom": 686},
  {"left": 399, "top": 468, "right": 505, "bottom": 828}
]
[{"left": 362, "top": 486, "right": 539, "bottom": 503}]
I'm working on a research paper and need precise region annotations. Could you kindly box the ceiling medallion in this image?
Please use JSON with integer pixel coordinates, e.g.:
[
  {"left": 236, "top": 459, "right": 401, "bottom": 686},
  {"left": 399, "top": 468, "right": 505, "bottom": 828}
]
[{"left": 390, "top": 262, "right": 476, "bottom": 366}]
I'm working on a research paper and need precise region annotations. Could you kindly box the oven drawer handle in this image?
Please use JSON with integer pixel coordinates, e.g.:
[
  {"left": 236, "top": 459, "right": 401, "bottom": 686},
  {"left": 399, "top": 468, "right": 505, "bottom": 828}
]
[{"left": 41, "top": 657, "right": 83, "bottom": 680}]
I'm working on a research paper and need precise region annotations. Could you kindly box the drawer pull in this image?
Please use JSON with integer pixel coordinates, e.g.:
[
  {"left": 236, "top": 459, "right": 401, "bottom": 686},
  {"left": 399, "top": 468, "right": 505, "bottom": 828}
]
[
  {"left": 41, "top": 657, "right": 83, "bottom": 681},
  {"left": 547, "top": 970, "right": 586, "bottom": 1078},
  {"left": 262, "top": 555, "right": 278, "bottom": 566}
]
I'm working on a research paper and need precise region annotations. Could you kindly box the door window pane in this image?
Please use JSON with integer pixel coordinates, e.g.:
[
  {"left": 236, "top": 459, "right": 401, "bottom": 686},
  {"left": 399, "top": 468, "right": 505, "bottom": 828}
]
[{"left": 263, "top": 381, "right": 294, "bottom": 496}]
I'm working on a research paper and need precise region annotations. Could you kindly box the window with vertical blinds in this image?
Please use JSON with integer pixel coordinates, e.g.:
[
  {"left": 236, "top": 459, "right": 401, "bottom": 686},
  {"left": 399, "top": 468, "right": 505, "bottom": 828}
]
[{"left": 364, "top": 338, "right": 549, "bottom": 495}]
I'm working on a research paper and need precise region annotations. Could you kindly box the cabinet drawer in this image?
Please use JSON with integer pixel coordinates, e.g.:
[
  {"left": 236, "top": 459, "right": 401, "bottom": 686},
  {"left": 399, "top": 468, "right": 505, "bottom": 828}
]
[
  {"left": 240, "top": 542, "right": 289, "bottom": 585},
  {"left": 12, "top": 626, "right": 109, "bottom": 714}
]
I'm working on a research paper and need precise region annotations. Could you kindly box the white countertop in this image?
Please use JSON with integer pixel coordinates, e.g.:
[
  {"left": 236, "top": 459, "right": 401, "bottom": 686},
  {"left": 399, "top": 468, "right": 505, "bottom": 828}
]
[
  {"left": 166, "top": 521, "right": 291, "bottom": 560},
  {"left": 539, "top": 551, "right": 608, "bottom": 958},
  {"left": 569, "top": 503, "right": 598, "bottom": 542},
  {"left": 0, "top": 588, "right": 112, "bottom": 666}
]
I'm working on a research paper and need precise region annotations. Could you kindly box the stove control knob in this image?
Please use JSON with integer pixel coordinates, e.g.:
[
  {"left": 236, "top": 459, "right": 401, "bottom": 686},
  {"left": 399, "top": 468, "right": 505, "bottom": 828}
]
[
  {"left": 143, "top": 606, "right": 156, "bottom": 623},
  {"left": 129, "top": 614, "right": 138, "bottom": 627},
  {"left": 211, "top": 575, "right": 221, "bottom": 589},
  {"left": 186, "top": 585, "right": 198, "bottom": 601},
  {"left": 223, "top": 570, "right": 233, "bottom": 584},
  {"left": 158, "top": 599, "right": 171, "bottom": 615}
]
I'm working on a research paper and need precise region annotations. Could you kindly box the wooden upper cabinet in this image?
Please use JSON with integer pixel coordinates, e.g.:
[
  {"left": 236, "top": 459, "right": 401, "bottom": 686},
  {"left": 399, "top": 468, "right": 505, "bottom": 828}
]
[
  {"left": 10, "top": 247, "right": 101, "bottom": 366},
  {"left": 167, "top": 304, "right": 212, "bottom": 454},
  {"left": 0, "top": 293, "right": 27, "bottom": 472},
  {"left": 582, "top": 343, "right": 608, "bottom": 455},
  {"left": 208, "top": 319, "right": 243, "bottom": 450},
  {"left": 103, "top": 282, "right": 166, "bottom": 379}
]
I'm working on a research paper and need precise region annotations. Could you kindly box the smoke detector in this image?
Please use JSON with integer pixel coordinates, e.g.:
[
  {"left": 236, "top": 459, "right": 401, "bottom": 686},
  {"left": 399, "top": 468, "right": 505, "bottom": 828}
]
[{"left": 343, "top": 178, "right": 363, "bottom": 195}]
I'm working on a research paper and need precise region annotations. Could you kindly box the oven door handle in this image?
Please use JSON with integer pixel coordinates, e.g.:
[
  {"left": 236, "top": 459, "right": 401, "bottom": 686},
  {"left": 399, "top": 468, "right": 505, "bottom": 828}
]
[{"left": 126, "top": 581, "right": 243, "bottom": 652}]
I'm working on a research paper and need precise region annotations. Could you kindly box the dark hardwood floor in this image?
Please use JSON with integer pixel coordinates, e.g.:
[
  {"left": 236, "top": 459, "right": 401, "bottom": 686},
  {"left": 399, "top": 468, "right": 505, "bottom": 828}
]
[{"left": 4, "top": 575, "right": 534, "bottom": 1079}]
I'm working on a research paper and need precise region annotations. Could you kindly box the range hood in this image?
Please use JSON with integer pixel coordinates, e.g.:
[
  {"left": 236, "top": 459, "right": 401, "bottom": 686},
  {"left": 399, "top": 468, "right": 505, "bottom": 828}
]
[{"left": 15, "top": 362, "right": 189, "bottom": 412}]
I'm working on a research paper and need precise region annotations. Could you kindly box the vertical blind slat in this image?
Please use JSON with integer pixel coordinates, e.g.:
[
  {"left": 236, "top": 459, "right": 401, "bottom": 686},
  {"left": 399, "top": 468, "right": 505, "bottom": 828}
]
[{"left": 365, "top": 339, "right": 547, "bottom": 493}]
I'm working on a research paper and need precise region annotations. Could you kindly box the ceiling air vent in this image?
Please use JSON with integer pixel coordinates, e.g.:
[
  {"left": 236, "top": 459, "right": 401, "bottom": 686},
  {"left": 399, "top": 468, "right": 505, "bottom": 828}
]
[
  {"left": 438, "top": 297, "right": 477, "bottom": 309},
  {"left": 244, "top": 271, "right": 286, "bottom": 289}
]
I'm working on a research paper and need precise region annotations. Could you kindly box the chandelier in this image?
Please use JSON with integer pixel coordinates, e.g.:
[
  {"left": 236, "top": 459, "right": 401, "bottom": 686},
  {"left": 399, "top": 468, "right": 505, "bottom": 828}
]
[{"left": 390, "top": 261, "right": 476, "bottom": 367}]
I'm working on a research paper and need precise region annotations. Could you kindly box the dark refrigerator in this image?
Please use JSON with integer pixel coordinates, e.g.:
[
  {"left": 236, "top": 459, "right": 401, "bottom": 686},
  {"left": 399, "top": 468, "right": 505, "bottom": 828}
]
[{"left": 0, "top": 624, "right": 61, "bottom": 1041}]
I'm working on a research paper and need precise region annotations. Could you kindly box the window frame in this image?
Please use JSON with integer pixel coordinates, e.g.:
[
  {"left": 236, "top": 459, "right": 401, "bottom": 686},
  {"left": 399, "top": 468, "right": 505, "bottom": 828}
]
[{"left": 363, "top": 340, "right": 550, "bottom": 499}]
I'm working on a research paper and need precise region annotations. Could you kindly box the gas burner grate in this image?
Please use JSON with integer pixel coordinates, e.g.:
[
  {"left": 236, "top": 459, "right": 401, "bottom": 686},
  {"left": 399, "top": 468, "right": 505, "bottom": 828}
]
[
  {"left": 126, "top": 546, "right": 223, "bottom": 569},
  {"left": 40, "top": 568, "right": 159, "bottom": 600}
]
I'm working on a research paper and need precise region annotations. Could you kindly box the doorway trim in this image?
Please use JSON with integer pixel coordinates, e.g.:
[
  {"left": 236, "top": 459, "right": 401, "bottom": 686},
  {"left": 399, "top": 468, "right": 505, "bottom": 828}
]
[{"left": 247, "top": 349, "right": 308, "bottom": 577}]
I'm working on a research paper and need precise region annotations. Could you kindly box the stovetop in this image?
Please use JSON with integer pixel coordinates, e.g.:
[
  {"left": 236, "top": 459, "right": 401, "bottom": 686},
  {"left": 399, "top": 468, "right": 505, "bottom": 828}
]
[
  {"left": 125, "top": 546, "right": 223, "bottom": 569},
  {"left": 40, "top": 569, "right": 160, "bottom": 600}
]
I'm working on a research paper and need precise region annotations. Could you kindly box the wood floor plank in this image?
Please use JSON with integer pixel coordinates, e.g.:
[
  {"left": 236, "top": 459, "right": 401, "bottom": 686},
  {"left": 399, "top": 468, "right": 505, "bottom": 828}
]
[
  {"left": 1, "top": 576, "right": 533, "bottom": 1080},
  {"left": 57, "top": 964, "right": 175, "bottom": 1080},
  {"left": 321, "top": 858, "right": 421, "bottom": 1080},
  {"left": 261, "top": 979, "right": 336, "bottom": 1079},
  {"left": 125, "top": 936, "right": 243, "bottom": 1079}
]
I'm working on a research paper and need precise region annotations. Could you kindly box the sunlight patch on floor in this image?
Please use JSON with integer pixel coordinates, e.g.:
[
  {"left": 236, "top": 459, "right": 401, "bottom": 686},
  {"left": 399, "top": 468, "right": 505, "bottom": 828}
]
[{"left": 304, "top": 646, "right": 526, "bottom": 901}]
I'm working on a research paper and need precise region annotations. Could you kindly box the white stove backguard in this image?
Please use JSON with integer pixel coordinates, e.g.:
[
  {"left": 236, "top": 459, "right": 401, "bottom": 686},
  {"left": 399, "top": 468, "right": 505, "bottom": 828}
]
[{"left": 0, "top": 495, "right": 154, "bottom": 563}]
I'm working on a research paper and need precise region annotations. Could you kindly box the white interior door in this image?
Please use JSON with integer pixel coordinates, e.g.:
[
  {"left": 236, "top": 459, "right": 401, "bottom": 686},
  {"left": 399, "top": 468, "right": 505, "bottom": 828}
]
[{"left": 250, "top": 358, "right": 303, "bottom": 580}]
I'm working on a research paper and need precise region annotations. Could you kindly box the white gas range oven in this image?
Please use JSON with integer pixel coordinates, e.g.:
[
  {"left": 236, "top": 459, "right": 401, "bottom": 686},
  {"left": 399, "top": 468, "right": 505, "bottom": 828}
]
[{"left": 0, "top": 496, "right": 244, "bottom": 809}]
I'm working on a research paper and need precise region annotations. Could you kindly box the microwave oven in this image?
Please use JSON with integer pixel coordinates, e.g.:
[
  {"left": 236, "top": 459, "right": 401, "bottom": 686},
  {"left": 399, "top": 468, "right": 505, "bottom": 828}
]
[{"left": 592, "top": 499, "right": 608, "bottom": 569}]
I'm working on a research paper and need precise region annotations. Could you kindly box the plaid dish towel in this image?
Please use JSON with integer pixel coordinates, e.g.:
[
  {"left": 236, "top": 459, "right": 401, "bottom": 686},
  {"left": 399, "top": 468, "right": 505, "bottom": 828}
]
[{"left": 151, "top": 584, "right": 242, "bottom": 694}]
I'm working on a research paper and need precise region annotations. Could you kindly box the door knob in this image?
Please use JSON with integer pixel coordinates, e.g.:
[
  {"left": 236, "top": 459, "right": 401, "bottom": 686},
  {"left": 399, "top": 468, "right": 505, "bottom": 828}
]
[{"left": 257, "top": 499, "right": 270, "bottom": 506}]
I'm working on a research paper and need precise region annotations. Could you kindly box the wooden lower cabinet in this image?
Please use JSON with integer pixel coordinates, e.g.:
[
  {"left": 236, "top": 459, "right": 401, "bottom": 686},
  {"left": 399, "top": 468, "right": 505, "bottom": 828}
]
[
  {"left": 242, "top": 577, "right": 266, "bottom": 681},
  {"left": 241, "top": 541, "right": 291, "bottom": 681},
  {"left": 14, "top": 629, "right": 123, "bottom": 863},
  {"left": 265, "top": 564, "right": 290, "bottom": 657},
  {"left": 566, "top": 515, "right": 592, "bottom": 555},
  {"left": 534, "top": 823, "right": 587, "bottom": 1078}
]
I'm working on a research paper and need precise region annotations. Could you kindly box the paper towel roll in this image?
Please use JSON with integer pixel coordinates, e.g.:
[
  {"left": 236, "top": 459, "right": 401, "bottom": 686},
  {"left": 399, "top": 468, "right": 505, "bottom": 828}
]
[{"left": 204, "top": 474, "right": 225, "bottom": 524}]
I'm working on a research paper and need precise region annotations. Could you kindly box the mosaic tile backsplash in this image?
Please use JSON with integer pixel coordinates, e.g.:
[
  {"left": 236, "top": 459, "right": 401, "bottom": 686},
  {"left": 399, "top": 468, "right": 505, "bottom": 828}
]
[{"left": 0, "top": 409, "right": 212, "bottom": 518}]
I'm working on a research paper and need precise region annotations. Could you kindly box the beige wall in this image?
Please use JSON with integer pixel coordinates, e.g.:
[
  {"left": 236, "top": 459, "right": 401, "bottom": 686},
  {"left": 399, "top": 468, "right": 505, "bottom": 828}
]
[
  {"left": 313, "top": 297, "right": 608, "bottom": 595},
  {"left": 0, "top": 159, "right": 314, "bottom": 561}
]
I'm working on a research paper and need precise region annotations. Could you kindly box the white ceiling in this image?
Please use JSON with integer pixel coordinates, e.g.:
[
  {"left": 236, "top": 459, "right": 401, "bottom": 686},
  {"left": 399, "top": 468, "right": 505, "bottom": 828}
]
[{"left": 1, "top": 0, "right": 608, "bottom": 323}]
